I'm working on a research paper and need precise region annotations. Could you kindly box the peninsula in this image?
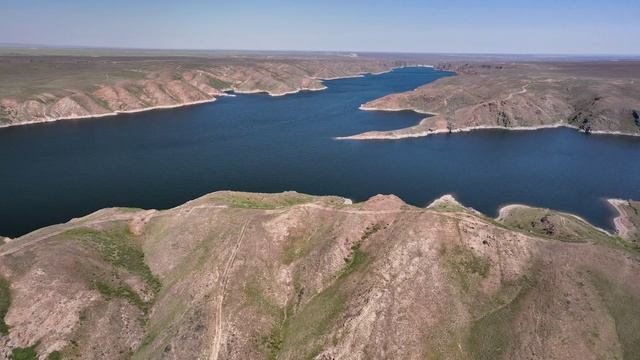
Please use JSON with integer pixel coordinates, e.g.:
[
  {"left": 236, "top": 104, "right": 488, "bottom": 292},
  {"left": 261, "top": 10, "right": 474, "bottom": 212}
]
[{"left": 339, "top": 60, "right": 640, "bottom": 139}]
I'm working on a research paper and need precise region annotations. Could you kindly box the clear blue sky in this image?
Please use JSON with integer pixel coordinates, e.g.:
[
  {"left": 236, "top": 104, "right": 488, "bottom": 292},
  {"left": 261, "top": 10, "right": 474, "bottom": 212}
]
[{"left": 2, "top": 0, "right": 639, "bottom": 54}]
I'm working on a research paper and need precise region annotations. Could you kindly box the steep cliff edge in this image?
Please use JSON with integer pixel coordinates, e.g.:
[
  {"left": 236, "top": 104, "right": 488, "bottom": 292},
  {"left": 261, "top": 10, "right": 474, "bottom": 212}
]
[{"left": 1, "top": 191, "right": 639, "bottom": 359}]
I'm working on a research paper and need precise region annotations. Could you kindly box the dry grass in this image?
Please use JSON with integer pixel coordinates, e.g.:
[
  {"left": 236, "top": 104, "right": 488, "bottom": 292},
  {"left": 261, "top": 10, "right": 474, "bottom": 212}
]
[{"left": 1, "top": 191, "right": 639, "bottom": 359}]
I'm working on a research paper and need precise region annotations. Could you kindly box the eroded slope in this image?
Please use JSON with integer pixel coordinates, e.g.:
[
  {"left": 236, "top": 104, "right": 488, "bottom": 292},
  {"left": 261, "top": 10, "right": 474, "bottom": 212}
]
[
  {"left": 0, "top": 56, "right": 400, "bottom": 127},
  {"left": 341, "top": 61, "right": 640, "bottom": 139},
  {"left": 1, "top": 191, "right": 639, "bottom": 359}
]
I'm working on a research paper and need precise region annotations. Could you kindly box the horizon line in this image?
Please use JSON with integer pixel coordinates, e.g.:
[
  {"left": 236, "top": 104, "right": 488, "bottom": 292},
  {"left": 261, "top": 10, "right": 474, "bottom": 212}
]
[{"left": 1, "top": 42, "right": 640, "bottom": 58}]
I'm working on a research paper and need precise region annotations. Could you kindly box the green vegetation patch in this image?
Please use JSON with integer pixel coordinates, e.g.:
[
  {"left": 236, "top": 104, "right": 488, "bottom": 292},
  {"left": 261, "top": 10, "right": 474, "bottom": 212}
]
[
  {"left": 466, "top": 273, "right": 536, "bottom": 359},
  {"left": 63, "top": 226, "right": 160, "bottom": 312},
  {"left": 11, "top": 343, "right": 39, "bottom": 360},
  {"left": 443, "top": 245, "right": 491, "bottom": 291},
  {"left": 423, "top": 331, "right": 467, "bottom": 360},
  {"left": 244, "top": 279, "right": 281, "bottom": 318},
  {"left": 338, "top": 243, "right": 369, "bottom": 279},
  {"left": 0, "top": 275, "right": 10, "bottom": 335},
  {"left": 605, "top": 236, "right": 640, "bottom": 257},
  {"left": 64, "top": 226, "right": 160, "bottom": 293},
  {"left": 282, "top": 234, "right": 311, "bottom": 265},
  {"left": 618, "top": 200, "right": 640, "bottom": 243},
  {"left": 500, "top": 206, "right": 640, "bottom": 256},
  {"left": 281, "top": 226, "right": 333, "bottom": 265},
  {"left": 46, "top": 351, "right": 62, "bottom": 360},
  {"left": 430, "top": 200, "right": 467, "bottom": 213},
  {"left": 335, "top": 224, "right": 377, "bottom": 279},
  {"left": 263, "top": 325, "right": 284, "bottom": 360},
  {"left": 126, "top": 84, "right": 145, "bottom": 98},
  {"left": 264, "top": 245, "right": 370, "bottom": 359},
  {"left": 208, "top": 77, "right": 232, "bottom": 90},
  {"left": 590, "top": 272, "right": 640, "bottom": 358},
  {"left": 86, "top": 93, "right": 111, "bottom": 111},
  {"left": 278, "top": 282, "right": 344, "bottom": 358},
  {"left": 225, "top": 193, "right": 314, "bottom": 210},
  {"left": 360, "top": 223, "right": 381, "bottom": 241},
  {"left": 93, "top": 279, "right": 150, "bottom": 313},
  {"left": 500, "top": 207, "right": 596, "bottom": 242}
]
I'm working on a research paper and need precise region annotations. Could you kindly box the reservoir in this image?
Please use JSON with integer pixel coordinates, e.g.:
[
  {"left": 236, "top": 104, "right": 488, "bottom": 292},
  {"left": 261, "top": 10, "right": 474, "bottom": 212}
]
[{"left": 1, "top": 67, "right": 639, "bottom": 237}]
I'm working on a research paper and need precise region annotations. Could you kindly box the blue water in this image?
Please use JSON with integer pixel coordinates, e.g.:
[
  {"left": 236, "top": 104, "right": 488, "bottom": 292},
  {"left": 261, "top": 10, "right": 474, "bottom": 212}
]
[{"left": 1, "top": 67, "right": 639, "bottom": 237}]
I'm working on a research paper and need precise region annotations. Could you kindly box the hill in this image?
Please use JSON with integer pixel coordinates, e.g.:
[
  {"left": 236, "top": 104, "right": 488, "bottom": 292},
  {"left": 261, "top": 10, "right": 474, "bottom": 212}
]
[{"left": 1, "top": 191, "right": 639, "bottom": 359}]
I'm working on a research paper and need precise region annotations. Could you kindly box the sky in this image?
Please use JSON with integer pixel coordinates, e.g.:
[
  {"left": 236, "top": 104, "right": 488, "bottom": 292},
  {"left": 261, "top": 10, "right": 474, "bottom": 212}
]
[{"left": 2, "top": 0, "right": 639, "bottom": 54}]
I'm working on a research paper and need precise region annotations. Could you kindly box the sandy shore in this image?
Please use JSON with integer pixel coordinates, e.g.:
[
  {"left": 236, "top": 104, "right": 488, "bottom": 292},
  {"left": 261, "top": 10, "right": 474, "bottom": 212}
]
[
  {"left": 359, "top": 104, "right": 437, "bottom": 116},
  {"left": 233, "top": 85, "right": 328, "bottom": 97},
  {"left": 337, "top": 108, "right": 640, "bottom": 140},
  {"left": 0, "top": 98, "right": 219, "bottom": 128},
  {"left": 337, "top": 66, "right": 640, "bottom": 141},
  {"left": 316, "top": 64, "right": 435, "bottom": 80},
  {"left": 315, "top": 74, "right": 365, "bottom": 81},
  {"left": 0, "top": 84, "right": 333, "bottom": 128},
  {"left": 336, "top": 122, "right": 573, "bottom": 140},
  {"left": 607, "top": 199, "right": 634, "bottom": 239}
]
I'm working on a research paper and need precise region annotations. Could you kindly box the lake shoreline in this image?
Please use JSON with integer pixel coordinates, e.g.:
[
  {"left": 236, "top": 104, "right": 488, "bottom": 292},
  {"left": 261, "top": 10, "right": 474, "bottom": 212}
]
[
  {"left": 0, "top": 98, "right": 220, "bottom": 129},
  {"left": 607, "top": 198, "right": 637, "bottom": 239},
  {"left": 2, "top": 65, "right": 637, "bottom": 238},
  {"left": 0, "top": 65, "right": 436, "bottom": 129},
  {"left": 335, "top": 105, "right": 640, "bottom": 140},
  {"left": 496, "top": 203, "right": 614, "bottom": 235}
]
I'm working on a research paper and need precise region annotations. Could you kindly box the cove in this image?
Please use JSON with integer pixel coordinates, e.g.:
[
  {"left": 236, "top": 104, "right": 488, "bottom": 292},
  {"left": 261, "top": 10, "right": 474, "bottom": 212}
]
[{"left": 1, "top": 67, "right": 640, "bottom": 238}]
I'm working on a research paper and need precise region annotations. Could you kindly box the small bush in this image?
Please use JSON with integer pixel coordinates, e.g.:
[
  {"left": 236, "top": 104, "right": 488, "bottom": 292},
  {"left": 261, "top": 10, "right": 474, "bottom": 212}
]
[
  {"left": 64, "top": 227, "right": 160, "bottom": 293},
  {"left": 47, "top": 351, "right": 62, "bottom": 360},
  {"left": 93, "top": 280, "right": 149, "bottom": 313},
  {"left": 11, "top": 343, "right": 38, "bottom": 360},
  {"left": 339, "top": 244, "right": 368, "bottom": 279}
]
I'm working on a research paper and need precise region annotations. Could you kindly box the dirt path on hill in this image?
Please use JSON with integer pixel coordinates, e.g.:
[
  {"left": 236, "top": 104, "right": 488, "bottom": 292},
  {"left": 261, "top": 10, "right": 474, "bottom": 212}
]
[
  {"left": 0, "top": 201, "right": 464, "bottom": 258},
  {"left": 0, "top": 212, "right": 142, "bottom": 257},
  {"left": 209, "top": 220, "right": 250, "bottom": 360},
  {"left": 503, "top": 83, "right": 530, "bottom": 101}
]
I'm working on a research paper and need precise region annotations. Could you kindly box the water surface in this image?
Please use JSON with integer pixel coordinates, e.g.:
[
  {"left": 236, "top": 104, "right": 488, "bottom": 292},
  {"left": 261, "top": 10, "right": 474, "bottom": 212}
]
[{"left": 1, "top": 67, "right": 639, "bottom": 237}]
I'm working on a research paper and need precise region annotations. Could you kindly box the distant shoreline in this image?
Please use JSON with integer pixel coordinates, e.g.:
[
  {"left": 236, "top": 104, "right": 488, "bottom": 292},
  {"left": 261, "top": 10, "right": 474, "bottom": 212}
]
[
  {"left": 0, "top": 65, "right": 436, "bottom": 129},
  {"left": 337, "top": 122, "right": 640, "bottom": 140},
  {"left": 0, "top": 98, "right": 219, "bottom": 129},
  {"left": 335, "top": 105, "right": 640, "bottom": 140}
]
